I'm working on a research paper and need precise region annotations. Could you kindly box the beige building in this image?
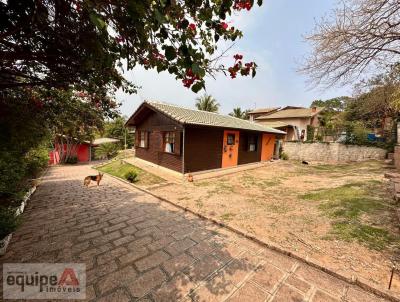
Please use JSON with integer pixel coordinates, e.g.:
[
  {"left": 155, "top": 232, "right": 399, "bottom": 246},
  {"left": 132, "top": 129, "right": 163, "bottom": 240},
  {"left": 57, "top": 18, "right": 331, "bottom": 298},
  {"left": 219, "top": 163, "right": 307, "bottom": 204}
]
[
  {"left": 254, "top": 106, "right": 324, "bottom": 141},
  {"left": 248, "top": 107, "right": 280, "bottom": 122}
]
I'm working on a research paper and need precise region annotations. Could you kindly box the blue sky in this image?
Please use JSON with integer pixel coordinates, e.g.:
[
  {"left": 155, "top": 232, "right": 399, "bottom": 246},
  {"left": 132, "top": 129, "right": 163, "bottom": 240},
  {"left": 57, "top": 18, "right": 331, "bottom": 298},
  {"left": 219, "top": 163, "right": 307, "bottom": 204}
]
[{"left": 117, "top": 0, "right": 351, "bottom": 117}]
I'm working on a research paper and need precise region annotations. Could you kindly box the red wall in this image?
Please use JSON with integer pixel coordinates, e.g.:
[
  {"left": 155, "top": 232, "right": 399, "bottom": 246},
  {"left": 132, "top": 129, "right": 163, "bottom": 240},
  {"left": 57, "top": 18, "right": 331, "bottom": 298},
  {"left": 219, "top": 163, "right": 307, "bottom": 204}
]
[{"left": 48, "top": 143, "right": 90, "bottom": 165}]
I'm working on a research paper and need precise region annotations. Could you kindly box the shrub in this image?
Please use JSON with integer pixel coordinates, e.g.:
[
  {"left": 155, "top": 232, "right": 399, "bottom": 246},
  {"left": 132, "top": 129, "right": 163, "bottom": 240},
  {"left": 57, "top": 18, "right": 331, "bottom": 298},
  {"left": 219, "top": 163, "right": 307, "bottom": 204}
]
[
  {"left": 25, "top": 145, "right": 49, "bottom": 177},
  {"left": 0, "top": 207, "right": 20, "bottom": 240},
  {"left": 65, "top": 156, "right": 78, "bottom": 164},
  {"left": 125, "top": 170, "right": 139, "bottom": 183},
  {"left": 0, "top": 152, "right": 26, "bottom": 197},
  {"left": 95, "top": 143, "right": 120, "bottom": 160},
  {"left": 280, "top": 152, "right": 289, "bottom": 160}
]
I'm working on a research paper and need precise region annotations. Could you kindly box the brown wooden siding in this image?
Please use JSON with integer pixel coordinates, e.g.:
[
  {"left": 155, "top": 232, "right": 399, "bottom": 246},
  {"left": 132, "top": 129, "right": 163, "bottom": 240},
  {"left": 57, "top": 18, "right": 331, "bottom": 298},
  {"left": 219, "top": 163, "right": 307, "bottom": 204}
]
[
  {"left": 238, "top": 131, "right": 262, "bottom": 165},
  {"left": 135, "top": 111, "right": 183, "bottom": 172},
  {"left": 183, "top": 126, "right": 224, "bottom": 173}
]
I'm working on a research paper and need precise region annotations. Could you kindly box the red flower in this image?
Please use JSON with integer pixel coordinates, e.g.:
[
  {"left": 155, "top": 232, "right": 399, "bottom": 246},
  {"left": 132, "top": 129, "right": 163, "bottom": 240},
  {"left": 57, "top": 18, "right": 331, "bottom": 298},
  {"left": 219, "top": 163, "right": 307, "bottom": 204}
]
[
  {"left": 221, "top": 22, "right": 228, "bottom": 30},
  {"left": 233, "top": 54, "right": 243, "bottom": 61},
  {"left": 188, "top": 23, "right": 196, "bottom": 31}
]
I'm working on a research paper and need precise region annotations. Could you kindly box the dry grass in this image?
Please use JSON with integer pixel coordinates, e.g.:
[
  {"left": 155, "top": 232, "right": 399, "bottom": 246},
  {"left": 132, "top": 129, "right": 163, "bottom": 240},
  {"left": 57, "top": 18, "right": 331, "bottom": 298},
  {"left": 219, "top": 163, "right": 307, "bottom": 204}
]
[{"left": 152, "top": 160, "right": 400, "bottom": 292}]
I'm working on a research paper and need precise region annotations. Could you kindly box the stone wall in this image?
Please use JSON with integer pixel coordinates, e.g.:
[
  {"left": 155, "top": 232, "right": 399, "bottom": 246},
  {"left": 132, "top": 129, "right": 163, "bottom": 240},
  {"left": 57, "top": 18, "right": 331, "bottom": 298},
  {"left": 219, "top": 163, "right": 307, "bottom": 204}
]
[{"left": 283, "top": 142, "right": 387, "bottom": 162}]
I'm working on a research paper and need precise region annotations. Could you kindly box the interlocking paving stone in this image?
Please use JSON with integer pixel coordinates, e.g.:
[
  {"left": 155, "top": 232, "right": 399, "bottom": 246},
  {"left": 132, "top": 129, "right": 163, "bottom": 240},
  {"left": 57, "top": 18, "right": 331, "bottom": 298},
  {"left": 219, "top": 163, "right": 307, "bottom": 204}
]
[
  {"left": 227, "top": 282, "right": 270, "bottom": 302},
  {"left": 96, "top": 266, "right": 137, "bottom": 295},
  {"left": 119, "top": 246, "right": 148, "bottom": 265},
  {"left": 271, "top": 284, "right": 305, "bottom": 302},
  {"left": 0, "top": 164, "right": 392, "bottom": 302},
  {"left": 162, "top": 253, "right": 195, "bottom": 277},
  {"left": 135, "top": 250, "right": 170, "bottom": 272},
  {"left": 127, "top": 267, "right": 166, "bottom": 298},
  {"left": 251, "top": 263, "right": 285, "bottom": 293},
  {"left": 310, "top": 289, "right": 340, "bottom": 302}
]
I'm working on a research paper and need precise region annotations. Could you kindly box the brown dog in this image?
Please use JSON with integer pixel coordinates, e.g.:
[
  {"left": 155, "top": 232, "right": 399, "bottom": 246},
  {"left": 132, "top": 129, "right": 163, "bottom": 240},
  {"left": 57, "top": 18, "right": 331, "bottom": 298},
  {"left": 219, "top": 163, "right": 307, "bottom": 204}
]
[{"left": 84, "top": 172, "right": 103, "bottom": 187}]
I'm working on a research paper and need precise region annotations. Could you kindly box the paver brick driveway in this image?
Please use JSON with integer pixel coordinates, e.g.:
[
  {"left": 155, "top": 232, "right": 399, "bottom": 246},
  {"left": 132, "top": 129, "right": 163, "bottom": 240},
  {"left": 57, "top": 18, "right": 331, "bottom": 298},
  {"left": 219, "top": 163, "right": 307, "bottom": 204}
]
[{"left": 0, "top": 164, "right": 390, "bottom": 301}]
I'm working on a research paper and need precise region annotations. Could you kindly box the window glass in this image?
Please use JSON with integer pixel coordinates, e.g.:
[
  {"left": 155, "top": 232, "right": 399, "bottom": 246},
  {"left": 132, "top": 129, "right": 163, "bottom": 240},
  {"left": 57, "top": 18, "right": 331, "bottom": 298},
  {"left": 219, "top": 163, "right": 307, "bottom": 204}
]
[
  {"left": 164, "top": 132, "right": 175, "bottom": 153},
  {"left": 139, "top": 131, "right": 146, "bottom": 148},
  {"left": 248, "top": 135, "right": 257, "bottom": 151},
  {"left": 227, "top": 134, "right": 235, "bottom": 145}
]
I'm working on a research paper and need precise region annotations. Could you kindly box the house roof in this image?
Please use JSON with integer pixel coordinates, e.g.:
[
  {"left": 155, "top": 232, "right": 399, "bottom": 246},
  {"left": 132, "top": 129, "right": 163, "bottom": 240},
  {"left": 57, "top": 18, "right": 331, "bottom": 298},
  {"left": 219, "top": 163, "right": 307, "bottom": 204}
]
[
  {"left": 248, "top": 107, "right": 280, "bottom": 114},
  {"left": 92, "top": 137, "right": 120, "bottom": 145},
  {"left": 127, "top": 100, "right": 286, "bottom": 134},
  {"left": 258, "top": 121, "right": 293, "bottom": 128},
  {"left": 256, "top": 107, "right": 324, "bottom": 120}
]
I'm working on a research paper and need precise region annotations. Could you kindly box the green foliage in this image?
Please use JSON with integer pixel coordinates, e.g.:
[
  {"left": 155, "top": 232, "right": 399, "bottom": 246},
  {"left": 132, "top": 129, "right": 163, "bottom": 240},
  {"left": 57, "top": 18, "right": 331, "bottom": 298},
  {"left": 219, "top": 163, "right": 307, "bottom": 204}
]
[
  {"left": 95, "top": 143, "right": 119, "bottom": 160},
  {"left": 0, "top": 153, "right": 26, "bottom": 197},
  {"left": 306, "top": 125, "right": 315, "bottom": 142},
  {"left": 103, "top": 116, "right": 131, "bottom": 148},
  {"left": 97, "top": 161, "right": 164, "bottom": 186},
  {"left": 0, "top": 207, "right": 21, "bottom": 240},
  {"left": 125, "top": 171, "right": 139, "bottom": 183},
  {"left": 2, "top": 0, "right": 261, "bottom": 98},
  {"left": 25, "top": 145, "right": 49, "bottom": 177},
  {"left": 64, "top": 156, "right": 78, "bottom": 164},
  {"left": 301, "top": 181, "right": 398, "bottom": 250},
  {"left": 195, "top": 94, "right": 220, "bottom": 112},
  {"left": 229, "top": 107, "right": 251, "bottom": 120},
  {"left": 280, "top": 152, "right": 289, "bottom": 160}
]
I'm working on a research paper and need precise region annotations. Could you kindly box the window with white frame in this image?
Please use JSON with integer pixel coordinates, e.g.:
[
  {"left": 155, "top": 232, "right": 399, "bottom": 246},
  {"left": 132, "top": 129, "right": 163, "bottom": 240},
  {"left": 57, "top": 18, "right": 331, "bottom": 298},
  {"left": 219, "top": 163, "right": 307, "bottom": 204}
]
[
  {"left": 139, "top": 131, "right": 146, "bottom": 148},
  {"left": 164, "top": 132, "right": 175, "bottom": 153}
]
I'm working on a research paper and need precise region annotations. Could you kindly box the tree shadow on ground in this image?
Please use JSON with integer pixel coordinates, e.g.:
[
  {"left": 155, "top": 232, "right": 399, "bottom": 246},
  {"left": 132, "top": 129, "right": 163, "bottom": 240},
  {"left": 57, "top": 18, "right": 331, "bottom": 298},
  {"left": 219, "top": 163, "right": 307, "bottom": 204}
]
[{"left": 1, "top": 165, "right": 266, "bottom": 302}]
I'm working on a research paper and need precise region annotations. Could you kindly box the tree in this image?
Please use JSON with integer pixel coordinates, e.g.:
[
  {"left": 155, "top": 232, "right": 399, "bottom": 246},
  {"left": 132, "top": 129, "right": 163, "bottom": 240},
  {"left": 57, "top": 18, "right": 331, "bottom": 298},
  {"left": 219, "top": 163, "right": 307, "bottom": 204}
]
[
  {"left": 229, "top": 107, "right": 250, "bottom": 119},
  {"left": 195, "top": 94, "right": 220, "bottom": 112},
  {"left": 1, "top": 0, "right": 259, "bottom": 102},
  {"left": 345, "top": 66, "right": 400, "bottom": 128},
  {"left": 301, "top": 0, "right": 400, "bottom": 87},
  {"left": 103, "top": 115, "right": 133, "bottom": 148}
]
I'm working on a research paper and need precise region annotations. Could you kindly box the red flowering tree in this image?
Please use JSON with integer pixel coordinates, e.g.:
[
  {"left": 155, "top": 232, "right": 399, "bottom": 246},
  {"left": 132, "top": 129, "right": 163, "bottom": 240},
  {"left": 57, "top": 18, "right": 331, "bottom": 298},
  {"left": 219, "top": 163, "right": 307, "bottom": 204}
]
[{"left": 1, "top": 0, "right": 261, "bottom": 104}]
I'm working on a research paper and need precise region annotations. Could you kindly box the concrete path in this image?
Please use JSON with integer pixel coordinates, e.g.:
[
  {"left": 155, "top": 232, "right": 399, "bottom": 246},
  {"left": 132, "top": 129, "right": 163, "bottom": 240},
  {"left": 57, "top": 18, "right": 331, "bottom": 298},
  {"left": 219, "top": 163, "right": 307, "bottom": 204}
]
[{"left": 0, "top": 164, "right": 390, "bottom": 302}]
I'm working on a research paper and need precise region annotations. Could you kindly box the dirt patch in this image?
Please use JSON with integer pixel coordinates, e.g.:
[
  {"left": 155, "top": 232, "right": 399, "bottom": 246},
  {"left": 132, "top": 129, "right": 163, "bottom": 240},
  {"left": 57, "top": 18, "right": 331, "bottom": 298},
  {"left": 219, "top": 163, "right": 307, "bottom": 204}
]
[{"left": 151, "top": 160, "right": 400, "bottom": 293}]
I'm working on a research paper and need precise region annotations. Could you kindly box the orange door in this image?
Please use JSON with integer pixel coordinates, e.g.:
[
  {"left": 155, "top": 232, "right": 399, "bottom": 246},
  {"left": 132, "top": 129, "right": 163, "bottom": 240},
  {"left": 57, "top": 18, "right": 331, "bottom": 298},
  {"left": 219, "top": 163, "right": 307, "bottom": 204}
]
[
  {"left": 221, "top": 130, "right": 240, "bottom": 168},
  {"left": 261, "top": 133, "right": 275, "bottom": 161}
]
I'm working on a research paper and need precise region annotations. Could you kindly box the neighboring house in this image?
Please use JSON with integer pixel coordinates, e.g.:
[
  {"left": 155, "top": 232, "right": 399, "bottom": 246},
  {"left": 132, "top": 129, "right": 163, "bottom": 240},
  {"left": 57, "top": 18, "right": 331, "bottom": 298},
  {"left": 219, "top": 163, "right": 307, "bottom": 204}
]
[
  {"left": 49, "top": 137, "right": 120, "bottom": 164},
  {"left": 248, "top": 107, "right": 280, "bottom": 121},
  {"left": 125, "top": 101, "right": 285, "bottom": 173},
  {"left": 49, "top": 141, "right": 91, "bottom": 164},
  {"left": 255, "top": 106, "right": 324, "bottom": 141}
]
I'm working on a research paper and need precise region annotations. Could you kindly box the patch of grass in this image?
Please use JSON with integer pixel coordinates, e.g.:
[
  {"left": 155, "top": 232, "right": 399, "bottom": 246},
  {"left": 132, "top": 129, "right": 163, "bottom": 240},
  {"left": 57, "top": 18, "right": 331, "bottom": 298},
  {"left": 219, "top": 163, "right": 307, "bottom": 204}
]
[
  {"left": 97, "top": 160, "right": 165, "bottom": 187},
  {"left": 331, "top": 222, "right": 395, "bottom": 250},
  {"left": 220, "top": 212, "right": 235, "bottom": 222},
  {"left": 206, "top": 181, "right": 234, "bottom": 196},
  {"left": 300, "top": 180, "right": 397, "bottom": 250},
  {"left": 240, "top": 173, "right": 281, "bottom": 189},
  {"left": 265, "top": 203, "right": 289, "bottom": 214}
]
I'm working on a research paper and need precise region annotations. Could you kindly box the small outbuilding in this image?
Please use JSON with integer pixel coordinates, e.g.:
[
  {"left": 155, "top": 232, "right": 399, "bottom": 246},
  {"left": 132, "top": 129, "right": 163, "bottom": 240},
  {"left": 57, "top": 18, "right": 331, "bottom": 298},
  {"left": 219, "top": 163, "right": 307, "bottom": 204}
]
[{"left": 126, "top": 101, "right": 286, "bottom": 173}]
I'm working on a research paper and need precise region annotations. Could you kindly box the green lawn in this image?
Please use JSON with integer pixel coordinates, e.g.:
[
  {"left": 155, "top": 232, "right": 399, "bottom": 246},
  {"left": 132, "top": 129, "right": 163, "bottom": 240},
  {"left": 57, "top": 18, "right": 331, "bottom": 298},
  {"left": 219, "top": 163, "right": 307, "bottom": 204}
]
[
  {"left": 97, "top": 160, "right": 165, "bottom": 187},
  {"left": 300, "top": 180, "right": 398, "bottom": 250}
]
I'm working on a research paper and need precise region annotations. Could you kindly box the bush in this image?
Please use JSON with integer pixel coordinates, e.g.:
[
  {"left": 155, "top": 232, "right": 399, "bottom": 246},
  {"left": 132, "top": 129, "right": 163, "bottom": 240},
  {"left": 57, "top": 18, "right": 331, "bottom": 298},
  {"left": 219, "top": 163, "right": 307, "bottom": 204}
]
[
  {"left": 0, "top": 207, "right": 20, "bottom": 240},
  {"left": 280, "top": 152, "right": 289, "bottom": 160},
  {"left": 95, "top": 143, "right": 120, "bottom": 160},
  {"left": 0, "top": 152, "right": 26, "bottom": 197},
  {"left": 64, "top": 156, "right": 78, "bottom": 164},
  {"left": 125, "top": 170, "right": 139, "bottom": 183},
  {"left": 25, "top": 145, "right": 49, "bottom": 177}
]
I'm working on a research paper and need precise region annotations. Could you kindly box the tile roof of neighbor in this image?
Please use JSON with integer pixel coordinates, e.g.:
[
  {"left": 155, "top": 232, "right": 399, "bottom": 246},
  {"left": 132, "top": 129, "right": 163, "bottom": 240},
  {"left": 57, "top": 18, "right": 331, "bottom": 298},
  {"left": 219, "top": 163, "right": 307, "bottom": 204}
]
[
  {"left": 92, "top": 137, "right": 120, "bottom": 145},
  {"left": 248, "top": 107, "right": 280, "bottom": 114},
  {"left": 140, "top": 100, "right": 286, "bottom": 134},
  {"left": 258, "top": 121, "right": 292, "bottom": 128},
  {"left": 256, "top": 107, "right": 324, "bottom": 120}
]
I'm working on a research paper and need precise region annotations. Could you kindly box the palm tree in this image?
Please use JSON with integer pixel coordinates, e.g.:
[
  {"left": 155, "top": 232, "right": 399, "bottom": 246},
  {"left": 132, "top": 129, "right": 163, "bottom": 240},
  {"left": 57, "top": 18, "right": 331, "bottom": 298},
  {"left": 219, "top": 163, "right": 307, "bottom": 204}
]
[
  {"left": 195, "top": 94, "right": 220, "bottom": 112},
  {"left": 229, "top": 107, "right": 251, "bottom": 120}
]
